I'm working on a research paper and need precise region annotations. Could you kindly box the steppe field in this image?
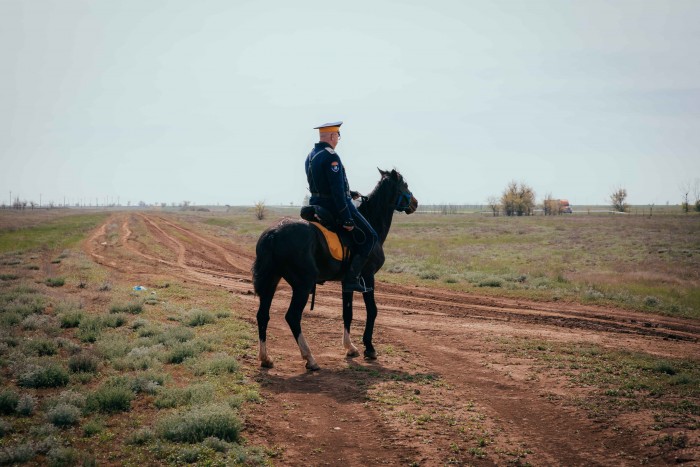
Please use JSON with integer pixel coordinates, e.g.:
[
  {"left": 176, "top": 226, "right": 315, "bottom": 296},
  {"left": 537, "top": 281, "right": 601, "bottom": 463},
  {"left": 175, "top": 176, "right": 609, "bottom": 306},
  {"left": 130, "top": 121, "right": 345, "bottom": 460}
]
[{"left": 0, "top": 207, "right": 698, "bottom": 466}]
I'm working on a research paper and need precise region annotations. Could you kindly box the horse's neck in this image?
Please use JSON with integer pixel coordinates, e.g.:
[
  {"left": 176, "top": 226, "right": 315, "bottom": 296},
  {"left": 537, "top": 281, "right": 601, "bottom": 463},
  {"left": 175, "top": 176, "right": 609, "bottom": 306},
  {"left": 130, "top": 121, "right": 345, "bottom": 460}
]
[{"left": 360, "top": 192, "right": 395, "bottom": 245}]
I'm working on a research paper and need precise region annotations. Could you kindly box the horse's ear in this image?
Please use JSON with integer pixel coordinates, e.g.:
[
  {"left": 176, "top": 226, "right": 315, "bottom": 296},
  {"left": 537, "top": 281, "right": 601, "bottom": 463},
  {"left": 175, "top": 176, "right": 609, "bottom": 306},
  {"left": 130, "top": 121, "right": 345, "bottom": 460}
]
[
  {"left": 378, "top": 168, "right": 388, "bottom": 177},
  {"left": 390, "top": 169, "right": 398, "bottom": 179}
]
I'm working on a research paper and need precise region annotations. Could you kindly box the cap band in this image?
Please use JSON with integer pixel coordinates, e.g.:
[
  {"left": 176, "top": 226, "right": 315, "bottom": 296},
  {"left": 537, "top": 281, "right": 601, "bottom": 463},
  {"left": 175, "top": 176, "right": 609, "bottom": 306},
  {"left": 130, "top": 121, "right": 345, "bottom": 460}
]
[{"left": 318, "top": 126, "right": 341, "bottom": 133}]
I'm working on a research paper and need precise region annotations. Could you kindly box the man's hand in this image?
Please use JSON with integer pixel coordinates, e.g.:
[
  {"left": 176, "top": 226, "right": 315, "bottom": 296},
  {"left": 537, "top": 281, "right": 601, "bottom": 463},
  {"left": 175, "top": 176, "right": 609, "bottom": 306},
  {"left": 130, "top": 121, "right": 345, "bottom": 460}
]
[
  {"left": 350, "top": 190, "right": 360, "bottom": 200},
  {"left": 342, "top": 219, "right": 355, "bottom": 231}
]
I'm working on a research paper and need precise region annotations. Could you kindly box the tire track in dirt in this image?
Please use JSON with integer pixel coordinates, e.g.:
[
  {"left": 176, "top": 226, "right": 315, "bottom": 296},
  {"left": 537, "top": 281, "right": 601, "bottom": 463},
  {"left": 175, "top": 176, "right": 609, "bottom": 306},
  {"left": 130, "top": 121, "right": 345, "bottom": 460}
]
[{"left": 83, "top": 213, "right": 700, "bottom": 465}]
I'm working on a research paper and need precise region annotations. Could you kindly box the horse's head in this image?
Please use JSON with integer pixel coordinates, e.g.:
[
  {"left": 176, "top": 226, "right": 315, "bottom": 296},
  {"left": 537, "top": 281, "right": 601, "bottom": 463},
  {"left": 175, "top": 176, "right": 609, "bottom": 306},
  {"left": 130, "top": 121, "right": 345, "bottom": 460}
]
[{"left": 378, "top": 168, "right": 418, "bottom": 215}]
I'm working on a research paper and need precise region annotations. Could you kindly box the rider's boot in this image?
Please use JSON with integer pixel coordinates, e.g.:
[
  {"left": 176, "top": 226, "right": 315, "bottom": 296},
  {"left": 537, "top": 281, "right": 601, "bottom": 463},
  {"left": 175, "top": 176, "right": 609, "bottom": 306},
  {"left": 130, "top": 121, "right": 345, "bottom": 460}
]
[{"left": 342, "top": 254, "right": 372, "bottom": 293}]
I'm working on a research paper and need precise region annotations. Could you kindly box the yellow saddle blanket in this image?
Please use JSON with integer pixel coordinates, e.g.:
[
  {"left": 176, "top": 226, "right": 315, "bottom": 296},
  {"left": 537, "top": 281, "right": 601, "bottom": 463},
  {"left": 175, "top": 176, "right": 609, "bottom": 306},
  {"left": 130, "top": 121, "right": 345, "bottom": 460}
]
[{"left": 309, "top": 221, "right": 348, "bottom": 261}]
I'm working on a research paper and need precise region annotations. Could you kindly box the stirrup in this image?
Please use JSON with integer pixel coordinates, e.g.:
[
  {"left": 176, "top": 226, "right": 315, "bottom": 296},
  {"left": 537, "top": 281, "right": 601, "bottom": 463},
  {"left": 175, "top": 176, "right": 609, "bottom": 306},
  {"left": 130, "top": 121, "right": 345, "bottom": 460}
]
[{"left": 342, "top": 276, "right": 373, "bottom": 293}]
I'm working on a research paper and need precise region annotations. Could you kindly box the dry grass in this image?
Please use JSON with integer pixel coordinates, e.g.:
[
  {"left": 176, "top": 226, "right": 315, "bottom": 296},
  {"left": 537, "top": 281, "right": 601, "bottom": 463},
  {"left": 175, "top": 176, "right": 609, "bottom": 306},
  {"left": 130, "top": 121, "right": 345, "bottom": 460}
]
[{"left": 380, "top": 213, "right": 700, "bottom": 318}]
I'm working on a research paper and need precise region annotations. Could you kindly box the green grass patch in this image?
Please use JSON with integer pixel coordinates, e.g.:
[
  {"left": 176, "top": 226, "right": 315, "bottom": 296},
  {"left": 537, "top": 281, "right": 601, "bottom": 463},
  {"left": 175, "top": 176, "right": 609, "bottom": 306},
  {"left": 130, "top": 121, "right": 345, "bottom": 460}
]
[
  {"left": 0, "top": 213, "right": 109, "bottom": 254},
  {"left": 86, "top": 382, "right": 134, "bottom": 413}
]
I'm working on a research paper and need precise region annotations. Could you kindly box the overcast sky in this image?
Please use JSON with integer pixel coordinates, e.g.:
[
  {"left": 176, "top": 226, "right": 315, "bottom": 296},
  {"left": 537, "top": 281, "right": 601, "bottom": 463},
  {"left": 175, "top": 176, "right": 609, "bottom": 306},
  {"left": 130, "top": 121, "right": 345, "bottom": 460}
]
[{"left": 1, "top": 0, "right": 699, "bottom": 207}]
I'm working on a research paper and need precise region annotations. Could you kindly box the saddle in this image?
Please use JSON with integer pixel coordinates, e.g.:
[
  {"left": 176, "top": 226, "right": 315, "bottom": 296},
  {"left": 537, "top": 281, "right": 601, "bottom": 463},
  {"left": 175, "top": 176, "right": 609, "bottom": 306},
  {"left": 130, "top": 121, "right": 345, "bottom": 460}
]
[{"left": 300, "top": 205, "right": 349, "bottom": 262}]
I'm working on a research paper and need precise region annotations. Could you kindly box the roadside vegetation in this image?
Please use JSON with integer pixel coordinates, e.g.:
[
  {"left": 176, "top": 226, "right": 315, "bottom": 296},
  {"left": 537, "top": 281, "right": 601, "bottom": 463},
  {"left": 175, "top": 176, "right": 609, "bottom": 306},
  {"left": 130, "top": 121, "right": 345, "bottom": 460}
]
[
  {"left": 0, "top": 212, "right": 267, "bottom": 465},
  {"left": 378, "top": 213, "right": 700, "bottom": 319}
]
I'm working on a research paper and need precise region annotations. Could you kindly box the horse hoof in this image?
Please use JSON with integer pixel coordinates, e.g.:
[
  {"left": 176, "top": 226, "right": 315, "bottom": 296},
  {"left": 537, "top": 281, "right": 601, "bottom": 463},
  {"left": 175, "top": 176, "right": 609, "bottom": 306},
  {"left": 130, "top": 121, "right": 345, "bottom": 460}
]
[
  {"left": 346, "top": 348, "right": 360, "bottom": 358},
  {"left": 260, "top": 359, "right": 274, "bottom": 369},
  {"left": 306, "top": 362, "right": 321, "bottom": 371},
  {"left": 364, "top": 350, "right": 377, "bottom": 360}
]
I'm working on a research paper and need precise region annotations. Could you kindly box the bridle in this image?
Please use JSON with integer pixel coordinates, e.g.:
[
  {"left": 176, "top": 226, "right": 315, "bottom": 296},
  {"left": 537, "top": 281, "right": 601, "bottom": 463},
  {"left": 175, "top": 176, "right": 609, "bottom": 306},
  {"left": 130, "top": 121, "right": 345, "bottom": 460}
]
[{"left": 394, "top": 186, "right": 413, "bottom": 212}]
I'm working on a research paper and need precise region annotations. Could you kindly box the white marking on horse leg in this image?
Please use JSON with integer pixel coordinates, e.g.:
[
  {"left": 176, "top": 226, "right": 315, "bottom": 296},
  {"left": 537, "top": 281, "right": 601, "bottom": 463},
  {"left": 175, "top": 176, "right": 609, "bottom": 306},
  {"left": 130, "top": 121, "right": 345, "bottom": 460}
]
[
  {"left": 297, "top": 333, "right": 319, "bottom": 371},
  {"left": 259, "top": 340, "right": 273, "bottom": 368},
  {"left": 343, "top": 328, "right": 360, "bottom": 357}
]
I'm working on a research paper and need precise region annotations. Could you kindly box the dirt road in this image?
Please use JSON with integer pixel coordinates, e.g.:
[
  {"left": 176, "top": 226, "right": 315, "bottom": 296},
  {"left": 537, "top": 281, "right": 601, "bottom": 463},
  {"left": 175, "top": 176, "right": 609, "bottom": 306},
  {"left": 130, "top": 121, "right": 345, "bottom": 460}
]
[{"left": 85, "top": 213, "right": 700, "bottom": 466}]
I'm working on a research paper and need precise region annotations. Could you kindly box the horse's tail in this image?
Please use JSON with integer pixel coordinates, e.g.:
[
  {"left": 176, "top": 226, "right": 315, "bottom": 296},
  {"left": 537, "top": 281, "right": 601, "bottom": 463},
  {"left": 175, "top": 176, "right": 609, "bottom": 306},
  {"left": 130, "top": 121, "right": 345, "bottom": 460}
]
[{"left": 252, "top": 228, "right": 278, "bottom": 297}]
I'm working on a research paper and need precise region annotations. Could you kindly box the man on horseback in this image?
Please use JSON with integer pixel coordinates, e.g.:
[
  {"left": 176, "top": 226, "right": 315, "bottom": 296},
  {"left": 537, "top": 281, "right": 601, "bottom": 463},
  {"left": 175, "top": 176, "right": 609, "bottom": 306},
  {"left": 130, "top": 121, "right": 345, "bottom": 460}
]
[{"left": 305, "top": 121, "right": 378, "bottom": 293}]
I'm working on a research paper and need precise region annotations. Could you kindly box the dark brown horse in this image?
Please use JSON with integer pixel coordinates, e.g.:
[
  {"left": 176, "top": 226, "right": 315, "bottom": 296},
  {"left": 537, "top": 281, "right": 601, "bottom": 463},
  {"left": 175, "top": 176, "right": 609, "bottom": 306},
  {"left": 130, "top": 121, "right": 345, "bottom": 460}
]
[{"left": 252, "top": 169, "right": 418, "bottom": 370}]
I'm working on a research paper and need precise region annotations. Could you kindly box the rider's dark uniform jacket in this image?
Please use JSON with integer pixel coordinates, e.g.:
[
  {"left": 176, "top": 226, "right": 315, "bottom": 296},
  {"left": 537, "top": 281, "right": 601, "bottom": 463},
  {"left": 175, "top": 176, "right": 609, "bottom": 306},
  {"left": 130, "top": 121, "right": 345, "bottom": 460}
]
[{"left": 305, "top": 142, "right": 353, "bottom": 224}]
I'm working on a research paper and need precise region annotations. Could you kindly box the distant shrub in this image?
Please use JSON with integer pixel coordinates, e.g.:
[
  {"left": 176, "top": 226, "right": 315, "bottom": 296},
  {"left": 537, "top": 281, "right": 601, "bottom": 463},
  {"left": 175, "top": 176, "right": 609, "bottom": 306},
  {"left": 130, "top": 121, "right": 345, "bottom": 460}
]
[
  {"left": 77, "top": 317, "right": 104, "bottom": 343},
  {"left": 137, "top": 326, "right": 161, "bottom": 338},
  {"left": 18, "top": 364, "right": 69, "bottom": 388},
  {"left": 131, "top": 318, "right": 148, "bottom": 330},
  {"left": 59, "top": 311, "right": 84, "bottom": 328},
  {"left": 584, "top": 289, "right": 605, "bottom": 300},
  {"left": 214, "top": 310, "right": 231, "bottom": 319},
  {"left": 158, "top": 404, "right": 242, "bottom": 443},
  {"left": 186, "top": 309, "right": 216, "bottom": 327},
  {"left": 0, "top": 274, "right": 19, "bottom": 281},
  {"left": 0, "top": 443, "right": 35, "bottom": 464},
  {"left": 50, "top": 390, "right": 86, "bottom": 409},
  {"left": 156, "top": 326, "right": 194, "bottom": 345},
  {"left": 55, "top": 337, "right": 81, "bottom": 354},
  {"left": 113, "top": 345, "right": 164, "bottom": 371},
  {"left": 21, "top": 314, "right": 54, "bottom": 331},
  {"left": 644, "top": 296, "right": 659, "bottom": 307},
  {"left": 47, "top": 446, "right": 80, "bottom": 467},
  {"left": 154, "top": 383, "right": 215, "bottom": 409},
  {"left": 203, "top": 436, "right": 230, "bottom": 453},
  {"left": 86, "top": 384, "right": 133, "bottom": 413},
  {"left": 46, "top": 403, "right": 81, "bottom": 427},
  {"left": 0, "top": 312, "right": 22, "bottom": 327},
  {"left": 193, "top": 354, "right": 239, "bottom": 376},
  {"left": 129, "top": 373, "right": 165, "bottom": 394},
  {"left": 82, "top": 418, "right": 104, "bottom": 437},
  {"left": 653, "top": 361, "right": 677, "bottom": 375},
  {"left": 126, "top": 428, "right": 154, "bottom": 446},
  {"left": 25, "top": 338, "right": 58, "bottom": 356},
  {"left": 101, "top": 313, "right": 127, "bottom": 328},
  {"left": 419, "top": 272, "right": 440, "bottom": 280},
  {"left": 95, "top": 335, "right": 132, "bottom": 360},
  {"left": 97, "top": 282, "right": 112, "bottom": 292},
  {"left": 110, "top": 301, "right": 143, "bottom": 314},
  {"left": 0, "top": 390, "right": 19, "bottom": 414},
  {"left": 68, "top": 353, "right": 99, "bottom": 373},
  {"left": 478, "top": 277, "right": 503, "bottom": 288},
  {"left": 16, "top": 394, "right": 37, "bottom": 416},
  {"left": 0, "top": 419, "right": 12, "bottom": 438},
  {"left": 165, "top": 343, "right": 198, "bottom": 364},
  {"left": 45, "top": 277, "right": 65, "bottom": 287}
]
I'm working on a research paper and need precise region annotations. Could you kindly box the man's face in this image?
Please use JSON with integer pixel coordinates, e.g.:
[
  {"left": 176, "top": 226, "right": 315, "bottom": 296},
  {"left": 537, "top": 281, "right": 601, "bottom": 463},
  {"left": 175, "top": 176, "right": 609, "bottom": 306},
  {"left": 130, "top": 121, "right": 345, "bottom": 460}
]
[{"left": 330, "top": 132, "right": 341, "bottom": 148}]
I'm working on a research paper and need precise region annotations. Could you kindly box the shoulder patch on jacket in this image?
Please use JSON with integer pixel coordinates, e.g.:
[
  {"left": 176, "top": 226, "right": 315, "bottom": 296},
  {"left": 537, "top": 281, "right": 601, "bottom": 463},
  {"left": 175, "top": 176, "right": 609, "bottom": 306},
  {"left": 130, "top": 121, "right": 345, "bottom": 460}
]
[{"left": 325, "top": 147, "right": 336, "bottom": 154}]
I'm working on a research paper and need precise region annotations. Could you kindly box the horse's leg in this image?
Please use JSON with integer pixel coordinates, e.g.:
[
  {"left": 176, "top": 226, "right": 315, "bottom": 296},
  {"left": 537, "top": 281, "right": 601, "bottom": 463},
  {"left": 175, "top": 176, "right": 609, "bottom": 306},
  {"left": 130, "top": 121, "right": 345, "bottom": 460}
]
[
  {"left": 342, "top": 291, "right": 360, "bottom": 357},
  {"left": 256, "top": 293, "right": 275, "bottom": 368},
  {"left": 285, "top": 283, "right": 320, "bottom": 371},
  {"left": 361, "top": 275, "right": 378, "bottom": 360}
]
